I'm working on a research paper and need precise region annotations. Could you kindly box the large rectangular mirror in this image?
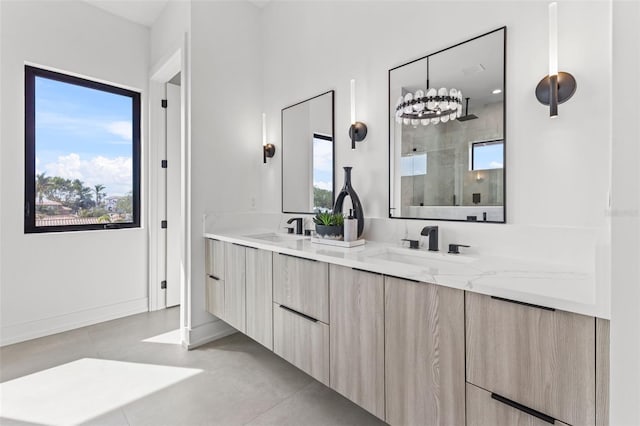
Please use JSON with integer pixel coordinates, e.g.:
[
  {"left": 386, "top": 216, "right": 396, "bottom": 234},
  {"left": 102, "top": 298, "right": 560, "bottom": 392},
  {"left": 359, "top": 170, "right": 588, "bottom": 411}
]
[
  {"left": 282, "top": 90, "right": 335, "bottom": 214},
  {"left": 389, "top": 27, "right": 506, "bottom": 223}
]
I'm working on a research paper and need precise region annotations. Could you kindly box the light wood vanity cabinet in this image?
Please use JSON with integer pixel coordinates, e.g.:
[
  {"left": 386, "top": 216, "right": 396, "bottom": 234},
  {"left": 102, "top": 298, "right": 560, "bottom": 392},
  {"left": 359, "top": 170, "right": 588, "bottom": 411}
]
[
  {"left": 466, "top": 292, "right": 596, "bottom": 426},
  {"left": 245, "top": 248, "right": 273, "bottom": 350},
  {"left": 224, "top": 243, "right": 246, "bottom": 333},
  {"left": 204, "top": 239, "right": 225, "bottom": 319},
  {"left": 272, "top": 253, "right": 330, "bottom": 386},
  {"left": 273, "top": 302, "right": 330, "bottom": 385},
  {"left": 205, "top": 275, "right": 225, "bottom": 318},
  {"left": 385, "top": 276, "right": 466, "bottom": 426},
  {"left": 329, "top": 265, "right": 385, "bottom": 419},
  {"left": 273, "top": 253, "right": 329, "bottom": 323},
  {"left": 596, "top": 318, "right": 610, "bottom": 426},
  {"left": 205, "top": 239, "right": 273, "bottom": 344},
  {"left": 205, "top": 238, "right": 225, "bottom": 278},
  {"left": 204, "top": 237, "right": 610, "bottom": 426},
  {"left": 466, "top": 383, "right": 571, "bottom": 426}
]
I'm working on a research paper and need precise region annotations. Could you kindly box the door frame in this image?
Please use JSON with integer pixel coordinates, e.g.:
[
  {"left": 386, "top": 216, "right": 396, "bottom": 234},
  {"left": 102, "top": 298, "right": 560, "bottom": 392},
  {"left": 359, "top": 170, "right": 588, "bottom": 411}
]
[{"left": 148, "top": 35, "right": 191, "bottom": 344}]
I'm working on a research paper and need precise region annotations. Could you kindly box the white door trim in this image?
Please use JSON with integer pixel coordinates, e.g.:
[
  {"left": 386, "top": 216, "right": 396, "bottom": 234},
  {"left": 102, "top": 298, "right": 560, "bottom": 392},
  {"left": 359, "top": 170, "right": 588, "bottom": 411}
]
[{"left": 148, "top": 34, "right": 191, "bottom": 345}]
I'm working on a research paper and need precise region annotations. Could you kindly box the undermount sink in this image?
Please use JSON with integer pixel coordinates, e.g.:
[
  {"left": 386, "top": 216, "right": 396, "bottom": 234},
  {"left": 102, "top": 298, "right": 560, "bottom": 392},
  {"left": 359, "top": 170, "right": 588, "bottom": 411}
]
[
  {"left": 244, "top": 232, "right": 308, "bottom": 243},
  {"left": 366, "top": 247, "right": 476, "bottom": 266}
]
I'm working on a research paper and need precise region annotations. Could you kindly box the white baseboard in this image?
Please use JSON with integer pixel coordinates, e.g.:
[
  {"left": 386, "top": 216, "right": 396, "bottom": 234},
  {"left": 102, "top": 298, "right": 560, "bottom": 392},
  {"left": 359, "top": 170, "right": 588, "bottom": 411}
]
[
  {"left": 184, "top": 318, "right": 236, "bottom": 350},
  {"left": 0, "top": 298, "right": 149, "bottom": 347}
]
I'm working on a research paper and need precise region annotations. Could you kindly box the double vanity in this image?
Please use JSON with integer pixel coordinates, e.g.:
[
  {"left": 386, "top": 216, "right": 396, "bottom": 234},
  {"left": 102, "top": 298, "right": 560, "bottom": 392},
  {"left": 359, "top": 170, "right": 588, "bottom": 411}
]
[
  {"left": 202, "top": 23, "right": 609, "bottom": 426},
  {"left": 203, "top": 229, "right": 609, "bottom": 426}
]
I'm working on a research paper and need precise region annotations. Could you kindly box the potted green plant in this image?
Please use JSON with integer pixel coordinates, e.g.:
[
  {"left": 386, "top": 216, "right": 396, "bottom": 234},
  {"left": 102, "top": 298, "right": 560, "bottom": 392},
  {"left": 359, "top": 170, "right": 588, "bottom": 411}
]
[{"left": 313, "top": 211, "right": 344, "bottom": 240}]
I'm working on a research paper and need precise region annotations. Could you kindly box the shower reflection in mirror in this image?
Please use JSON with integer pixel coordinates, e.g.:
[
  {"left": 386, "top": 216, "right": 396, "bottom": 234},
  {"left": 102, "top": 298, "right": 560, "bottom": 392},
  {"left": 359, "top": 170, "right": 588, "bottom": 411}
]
[{"left": 389, "top": 27, "right": 506, "bottom": 223}]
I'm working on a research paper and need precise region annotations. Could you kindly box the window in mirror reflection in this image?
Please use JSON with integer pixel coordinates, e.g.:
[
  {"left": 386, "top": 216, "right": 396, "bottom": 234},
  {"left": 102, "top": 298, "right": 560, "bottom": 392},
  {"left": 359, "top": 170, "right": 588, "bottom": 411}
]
[
  {"left": 313, "top": 133, "right": 333, "bottom": 212},
  {"left": 471, "top": 140, "right": 504, "bottom": 170},
  {"left": 400, "top": 153, "right": 428, "bottom": 177}
]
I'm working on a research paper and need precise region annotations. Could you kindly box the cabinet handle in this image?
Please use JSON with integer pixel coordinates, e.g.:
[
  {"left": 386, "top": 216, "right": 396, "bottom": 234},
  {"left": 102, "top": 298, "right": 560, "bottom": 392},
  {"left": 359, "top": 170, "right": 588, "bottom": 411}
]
[
  {"left": 232, "top": 242, "right": 253, "bottom": 249},
  {"left": 490, "top": 296, "right": 555, "bottom": 312},
  {"left": 385, "top": 274, "right": 421, "bottom": 284},
  {"left": 278, "top": 305, "right": 318, "bottom": 323},
  {"left": 278, "top": 253, "right": 317, "bottom": 262},
  {"left": 208, "top": 274, "right": 220, "bottom": 281},
  {"left": 490, "top": 393, "right": 555, "bottom": 424},
  {"left": 352, "top": 267, "right": 382, "bottom": 276}
]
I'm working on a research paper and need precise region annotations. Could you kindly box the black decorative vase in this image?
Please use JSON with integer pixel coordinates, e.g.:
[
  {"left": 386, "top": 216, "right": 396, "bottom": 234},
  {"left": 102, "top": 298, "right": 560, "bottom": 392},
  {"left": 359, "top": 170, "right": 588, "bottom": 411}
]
[{"left": 333, "top": 167, "right": 364, "bottom": 238}]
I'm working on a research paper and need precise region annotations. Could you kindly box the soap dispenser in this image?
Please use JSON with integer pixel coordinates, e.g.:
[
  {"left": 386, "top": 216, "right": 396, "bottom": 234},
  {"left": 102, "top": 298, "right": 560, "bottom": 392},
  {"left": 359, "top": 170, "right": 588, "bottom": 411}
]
[{"left": 344, "top": 209, "right": 357, "bottom": 242}]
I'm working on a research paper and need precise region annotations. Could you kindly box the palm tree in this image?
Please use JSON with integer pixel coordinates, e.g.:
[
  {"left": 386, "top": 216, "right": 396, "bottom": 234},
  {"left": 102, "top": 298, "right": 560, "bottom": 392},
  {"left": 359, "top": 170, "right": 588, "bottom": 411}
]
[
  {"left": 94, "top": 184, "right": 106, "bottom": 206},
  {"left": 35, "top": 172, "right": 50, "bottom": 204}
]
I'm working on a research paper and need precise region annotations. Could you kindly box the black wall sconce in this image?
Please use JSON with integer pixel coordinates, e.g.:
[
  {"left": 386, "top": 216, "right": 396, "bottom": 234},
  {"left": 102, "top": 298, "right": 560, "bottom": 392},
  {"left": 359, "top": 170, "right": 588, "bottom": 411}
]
[
  {"left": 349, "top": 79, "right": 368, "bottom": 149},
  {"left": 262, "top": 113, "right": 275, "bottom": 163},
  {"left": 535, "top": 2, "right": 577, "bottom": 117}
]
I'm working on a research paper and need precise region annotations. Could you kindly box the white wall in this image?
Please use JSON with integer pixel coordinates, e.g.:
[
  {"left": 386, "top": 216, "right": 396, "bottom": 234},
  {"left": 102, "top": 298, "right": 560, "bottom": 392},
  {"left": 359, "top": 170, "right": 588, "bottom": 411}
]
[
  {"left": 150, "top": 0, "right": 190, "bottom": 69},
  {"left": 188, "top": 0, "right": 262, "bottom": 341},
  {"left": 260, "top": 1, "right": 611, "bottom": 317},
  {"left": 0, "top": 1, "right": 150, "bottom": 345},
  {"left": 261, "top": 1, "right": 610, "bottom": 227},
  {"left": 258, "top": 0, "right": 640, "bottom": 421},
  {"left": 610, "top": 1, "right": 640, "bottom": 424}
]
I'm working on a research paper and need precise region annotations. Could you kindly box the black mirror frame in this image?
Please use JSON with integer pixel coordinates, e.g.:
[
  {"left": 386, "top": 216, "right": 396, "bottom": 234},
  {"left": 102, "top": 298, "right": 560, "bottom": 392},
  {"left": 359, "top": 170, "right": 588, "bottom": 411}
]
[
  {"left": 387, "top": 26, "right": 507, "bottom": 224},
  {"left": 281, "top": 90, "right": 335, "bottom": 215}
]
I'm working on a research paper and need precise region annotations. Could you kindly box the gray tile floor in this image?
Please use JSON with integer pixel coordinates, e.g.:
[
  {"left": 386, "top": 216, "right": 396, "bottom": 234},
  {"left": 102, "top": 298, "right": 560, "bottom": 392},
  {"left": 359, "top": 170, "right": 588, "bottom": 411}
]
[{"left": 0, "top": 308, "right": 386, "bottom": 426}]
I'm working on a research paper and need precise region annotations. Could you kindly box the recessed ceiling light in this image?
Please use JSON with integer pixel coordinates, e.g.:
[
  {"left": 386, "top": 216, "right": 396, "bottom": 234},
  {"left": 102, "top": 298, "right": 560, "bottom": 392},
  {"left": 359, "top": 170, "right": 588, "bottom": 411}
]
[{"left": 492, "top": 89, "right": 502, "bottom": 94}]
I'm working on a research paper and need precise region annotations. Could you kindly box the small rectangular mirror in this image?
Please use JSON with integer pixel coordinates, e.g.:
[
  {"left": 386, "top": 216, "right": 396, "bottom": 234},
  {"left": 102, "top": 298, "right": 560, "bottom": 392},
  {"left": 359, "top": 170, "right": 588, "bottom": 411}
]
[
  {"left": 389, "top": 27, "right": 506, "bottom": 223},
  {"left": 282, "top": 90, "right": 335, "bottom": 214}
]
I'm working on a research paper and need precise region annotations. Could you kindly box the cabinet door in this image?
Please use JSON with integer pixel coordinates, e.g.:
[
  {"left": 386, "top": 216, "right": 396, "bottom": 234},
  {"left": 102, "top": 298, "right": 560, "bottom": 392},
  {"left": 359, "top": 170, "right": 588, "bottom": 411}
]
[
  {"left": 205, "top": 238, "right": 225, "bottom": 279},
  {"left": 205, "top": 274, "right": 224, "bottom": 318},
  {"left": 466, "top": 292, "right": 595, "bottom": 426},
  {"left": 273, "top": 253, "right": 329, "bottom": 323},
  {"left": 385, "top": 276, "right": 465, "bottom": 426},
  {"left": 329, "top": 265, "right": 384, "bottom": 420},
  {"left": 224, "top": 243, "right": 246, "bottom": 332},
  {"left": 273, "top": 303, "right": 329, "bottom": 385},
  {"left": 246, "top": 248, "right": 273, "bottom": 350},
  {"left": 596, "top": 318, "right": 610, "bottom": 426},
  {"left": 467, "top": 383, "right": 570, "bottom": 426}
]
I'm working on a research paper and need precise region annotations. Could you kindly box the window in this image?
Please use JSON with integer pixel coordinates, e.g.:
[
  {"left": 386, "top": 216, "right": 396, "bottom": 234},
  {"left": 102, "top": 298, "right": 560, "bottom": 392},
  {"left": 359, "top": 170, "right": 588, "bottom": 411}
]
[
  {"left": 24, "top": 66, "right": 141, "bottom": 233},
  {"left": 312, "top": 133, "right": 334, "bottom": 212},
  {"left": 471, "top": 140, "right": 504, "bottom": 171},
  {"left": 400, "top": 153, "right": 427, "bottom": 177}
]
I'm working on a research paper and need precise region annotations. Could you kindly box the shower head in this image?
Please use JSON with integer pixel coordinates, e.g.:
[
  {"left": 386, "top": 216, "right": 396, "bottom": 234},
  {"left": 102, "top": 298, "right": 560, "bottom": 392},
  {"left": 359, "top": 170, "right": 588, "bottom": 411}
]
[{"left": 457, "top": 97, "right": 478, "bottom": 122}]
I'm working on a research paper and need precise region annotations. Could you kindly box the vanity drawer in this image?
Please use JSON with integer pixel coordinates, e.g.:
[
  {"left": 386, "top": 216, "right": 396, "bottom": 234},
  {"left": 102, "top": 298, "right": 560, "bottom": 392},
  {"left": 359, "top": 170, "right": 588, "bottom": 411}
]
[
  {"left": 466, "top": 292, "right": 595, "bottom": 426},
  {"left": 273, "top": 253, "right": 329, "bottom": 323},
  {"left": 205, "top": 238, "right": 225, "bottom": 279},
  {"left": 205, "top": 274, "right": 224, "bottom": 319},
  {"left": 273, "top": 302, "right": 329, "bottom": 385},
  {"left": 467, "top": 383, "right": 570, "bottom": 426}
]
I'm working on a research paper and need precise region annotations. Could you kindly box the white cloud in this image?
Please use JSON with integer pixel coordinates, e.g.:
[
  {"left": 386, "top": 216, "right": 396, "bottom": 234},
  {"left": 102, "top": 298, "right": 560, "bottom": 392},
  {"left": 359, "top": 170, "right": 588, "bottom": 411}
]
[
  {"left": 314, "top": 181, "right": 333, "bottom": 191},
  {"left": 490, "top": 161, "right": 503, "bottom": 168},
  {"left": 106, "top": 121, "right": 132, "bottom": 141},
  {"left": 313, "top": 138, "right": 333, "bottom": 173},
  {"left": 43, "top": 153, "right": 132, "bottom": 196}
]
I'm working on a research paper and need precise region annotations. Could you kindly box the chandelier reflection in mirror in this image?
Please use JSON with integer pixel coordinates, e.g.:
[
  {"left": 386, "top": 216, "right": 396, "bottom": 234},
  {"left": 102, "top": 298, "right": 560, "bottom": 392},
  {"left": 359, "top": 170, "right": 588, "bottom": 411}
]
[{"left": 394, "top": 59, "right": 463, "bottom": 126}]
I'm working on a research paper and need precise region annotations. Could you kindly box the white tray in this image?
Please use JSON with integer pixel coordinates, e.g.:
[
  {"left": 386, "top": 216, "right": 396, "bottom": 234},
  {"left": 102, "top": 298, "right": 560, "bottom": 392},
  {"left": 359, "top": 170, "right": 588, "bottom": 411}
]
[{"left": 310, "top": 237, "right": 366, "bottom": 248}]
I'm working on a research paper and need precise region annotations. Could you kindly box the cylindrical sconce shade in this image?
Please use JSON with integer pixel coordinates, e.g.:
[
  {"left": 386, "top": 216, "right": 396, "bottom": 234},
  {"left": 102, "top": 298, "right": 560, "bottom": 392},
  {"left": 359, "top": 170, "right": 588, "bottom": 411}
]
[
  {"left": 548, "top": 2, "right": 558, "bottom": 77},
  {"left": 350, "top": 79, "right": 356, "bottom": 125}
]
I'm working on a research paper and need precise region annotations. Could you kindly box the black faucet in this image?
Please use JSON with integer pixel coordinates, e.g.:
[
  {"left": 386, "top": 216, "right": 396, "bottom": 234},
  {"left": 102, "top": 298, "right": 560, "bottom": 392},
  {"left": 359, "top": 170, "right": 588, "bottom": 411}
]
[
  {"left": 420, "top": 226, "right": 439, "bottom": 251},
  {"left": 286, "top": 217, "right": 304, "bottom": 235}
]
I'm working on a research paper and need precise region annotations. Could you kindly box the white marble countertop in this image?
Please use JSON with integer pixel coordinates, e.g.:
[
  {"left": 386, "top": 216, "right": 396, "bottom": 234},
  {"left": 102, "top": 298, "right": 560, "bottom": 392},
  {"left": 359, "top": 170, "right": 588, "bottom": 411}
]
[{"left": 204, "top": 228, "right": 601, "bottom": 318}]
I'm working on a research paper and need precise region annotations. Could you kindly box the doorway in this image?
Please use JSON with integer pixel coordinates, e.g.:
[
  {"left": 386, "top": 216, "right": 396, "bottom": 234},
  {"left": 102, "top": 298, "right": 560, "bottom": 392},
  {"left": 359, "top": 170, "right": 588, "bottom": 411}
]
[
  {"left": 164, "top": 76, "right": 181, "bottom": 308},
  {"left": 148, "top": 43, "right": 188, "bottom": 347}
]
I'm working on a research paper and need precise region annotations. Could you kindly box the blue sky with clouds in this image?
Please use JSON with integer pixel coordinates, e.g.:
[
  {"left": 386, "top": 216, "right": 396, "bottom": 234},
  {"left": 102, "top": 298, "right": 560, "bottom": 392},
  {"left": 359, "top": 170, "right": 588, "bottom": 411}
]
[
  {"left": 313, "top": 137, "right": 333, "bottom": 191},
  {"left": 35, "top": 76, "right": 133, "bottom": 196}
]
